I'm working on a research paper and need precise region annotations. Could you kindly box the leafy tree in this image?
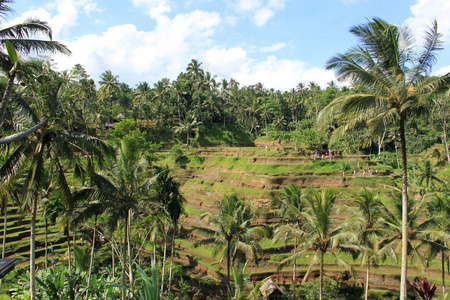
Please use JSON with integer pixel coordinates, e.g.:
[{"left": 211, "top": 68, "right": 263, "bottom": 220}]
[
  {"left": 320, "top": 18, "right": 443, "bottom": 300},
  {"left": 292, "top": 189, "right": 350, "bottom": 300},
  {"left": 417, "top": 160, "right": 442, "bottom": 191},
  {"left": 196, "top": 194, "right": 268, "bottom": 283},
  {"left": 272, "top": 184, "right": 305, "bottom": 300}
]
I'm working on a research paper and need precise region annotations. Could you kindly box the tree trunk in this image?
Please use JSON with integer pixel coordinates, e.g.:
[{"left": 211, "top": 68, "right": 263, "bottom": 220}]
[
  {"left": 45, "top": 217, "right": 48, "bottom": 269},
  {"left": 443, "top": 117, "right": 450, "bottom": 164},
  {"left": 227, "top": 239, "right": 231, "bottom": 284},
  {"left": 128, "top": 209, "right": 133, "bottom": 296},
  {"left": 442, "top": 250, "right": 446, "bottom": 294},
  {"left": 67, "top": 228, "right": 72, "bottom": 276},
  {"left": 365, "top": 261, "right": 370, "bottom": 300},
  {"left": 122, "top": 215, "right": 128, "bottom": 300},
  {"left": 0, "top": 73, "right": 16, "bottom": 125},
  {"left": 30, "top": 194, "right": 37, "bottom": 300},
  {"left": 160, "top": 217, "right": 168, "bottom": 297},
  {"left": 293, "top": 238, "right": 297, "bottom": 300},
  {"left": 399, "top": 116, "right": 409, "bottom": 300},
  {"left": 319, "top": 251, "right": 324, "bottom": 300},
  {"left": 112, "top": 242, "right": 115, "bottom": 278},
  {"left": 0, "top": 196, "right": 8, "bottom": 293},
  {"left": 168, "top": 230, "right": 176, "bottom": 298},
  {"left": 86, "top": 215, "right": 97, "bottom": 299}
]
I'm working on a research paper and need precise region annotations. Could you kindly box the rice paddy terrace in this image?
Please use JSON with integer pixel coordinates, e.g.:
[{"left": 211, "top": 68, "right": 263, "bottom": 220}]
[
  {"left": 160, "top": 142, "right": 447, "bottom": 293},
  {"left": 1, "top": 141, "right": 447, "bottom": 296}
]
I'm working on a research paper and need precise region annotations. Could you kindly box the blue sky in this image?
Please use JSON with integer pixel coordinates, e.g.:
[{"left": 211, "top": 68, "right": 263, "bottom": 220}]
[{"left": 7, "top": 0, "right": 450, "bottom": 90}]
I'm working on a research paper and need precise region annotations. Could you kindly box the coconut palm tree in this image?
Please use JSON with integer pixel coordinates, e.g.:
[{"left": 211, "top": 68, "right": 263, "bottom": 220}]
[
  {"left": 0, "top": 68, "right": 114, "bottom": 300},
  {"left": 319, "top": 18, "right": 443, "bottom": 300},
  {"left": 417, "top": 160, "right": 442, "bottom": 191},
  {"left": 150, "top": 166, "right": 185, "bottom": 297},
  {"left": 423, "top": 192, "right": 450, "bottom": 294},
  {"left": 196, "top": 194, "right": 268, "bottom": 284},
  {"left": 288, "top": 189, "right": 351, "bottom": 300},
  {"left": 379, "top": 191, "right": 443, "bottom": 282},
  {"left": 342, "top": 188, "right": 392, "bottom": 300},
  {"left": 0, "top": 2, "right": 71, "bottom": 125},
  {"left": 271, "top": 184, "right": 306, "bottom": 300},
  {"left": 98, "top": 70, "right": 120, "bottom": 123}
]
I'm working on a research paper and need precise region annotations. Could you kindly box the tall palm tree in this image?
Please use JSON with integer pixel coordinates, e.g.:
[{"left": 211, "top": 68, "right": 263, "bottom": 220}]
[
  {"left": 98, "top": 70, "right": 120, "bottom": 123},
  {"left": 0, "top": 68, "right": 113, "bottom": 300},
  {"left": 0, "top": 11, "right": 70, "bottom": 125},
  {"left": 343, "top": 188, "right": 390, "bottom": 300},
  {"left": 288, "top": 189, "right": 350, "bottom": 300},
  {"left": 271, "top": 184, "right": 306, "bottom": 300},
  {"left": 196, "top": 194, "right": 268, "bottom": 283},
  {"left": 379, "top": 191, "right": 442, "bottom": 283},
  {"left": 319, "top": 18, "right": 443, "bottom": 300},
  {"left": 151, "top": 166, "right": 185, "bottom": 297}
]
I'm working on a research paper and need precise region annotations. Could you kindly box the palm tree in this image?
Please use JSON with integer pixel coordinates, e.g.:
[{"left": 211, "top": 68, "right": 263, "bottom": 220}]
[
  {"left": 0, "top": 2, "right": 71, "bottom": 125},
  {"left": 151, "top": 166, "right": 185, "bottom": 297},
  {"left": 424, "top": 192, "right": 450, "bottom": 294},
  {"left": 0, "top": 68, "right": 114, "bottom": 300},
  {"left": 379, "top": 192, "right": 442, "bottom": 283},
  {"left": 319, "top": 18, "right": 443, "bottom": 300},
  {"left": 417, "top": 160, "right": 442, "bottom": 191},
  {"left": 173, "top": 112, "right": 202, "bottom": 146},
  {"left": 271, "top": 184, "right": 305, "bottom": 300},
  {"left": 98, "top": 70, "right": 120, "bottom": 123},
  {"left": 344, "top": 188, "right": 390, "bottom": 300},
  {"left": 196, "top": 194, "right": 268, "bottom": 283},
  {"left": 290, "top": 189, "right": 350, "bottom": 300}
]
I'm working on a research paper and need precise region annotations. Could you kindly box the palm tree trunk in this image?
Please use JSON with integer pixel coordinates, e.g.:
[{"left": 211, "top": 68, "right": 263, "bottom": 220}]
[
  {"left": 1, "top": 196, "right": 7, "bottom": 259},
  {"left": 443, "top": 117, "right": 450, "bottom": 164},
  {"left": 168, "top": 230, "right": 176, "bottom": 298},
  {"left": 112, "top": 242, "right": 115, "bottom": 278},
  {"left": 67, "top": 228, "right": 72, "bottom": 276},
  {"left": 45, "top": 217, "right": 48, "bottom": 269},
  {"left": 128, "top": 209, "right": 133, "bottom": 296},
  {"left": 30, "top": 194, "right": 37, "bottom": 300},
  {"left": 0, "top": 73, "right": 16, "bottom": 125},
  {"left": 442, "top": 250, "right": 446, "bottom": 294},
  {"left": 122, "top": 215, "right": 128, "bottom": 300},
  {"left": 0, "top": 196, "right": 8, "bottom": 293},
  {"left": 365, "top": 261, "right": 370, "bottom": 300},
  {"left": 320, "top": 251, "right": 324, "bottom": 300},
  {"left": 293, "top": 238, "right": 297, "bottom": 300},
  {"left": 227, "top": 239, "right": 231, "bottom": 284},
  {"left": 160, "top": 217, "right": 168, "bottom": 297},
  {"left": 399, "top": 116, "right": 409, "bottom": 300},
  {"left": 86, "top": 215, "right": 97, "bottom": 299}
]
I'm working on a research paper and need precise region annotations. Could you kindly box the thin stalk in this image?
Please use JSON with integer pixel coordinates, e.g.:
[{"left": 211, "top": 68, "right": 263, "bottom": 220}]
[
  {"left": 399, "top": 116, "right": 409, "bottom": 300},
  {"left": 160, "top": 217, "right": 168, "bottom": 297},
  {"left": 86, "top": 215, "right": 97, "bottom": 299},
  {"left": 0, "top": 196, "right": 8, "bottom": 293},
  {"left": 168, "top": 229, "right": 176, "bottom": 298},
  {"left": 30, "top": 194, "right": 37, "bottom": 300},
  {"left": 365, "top": 261, "right": 370, "bottom": 300}
]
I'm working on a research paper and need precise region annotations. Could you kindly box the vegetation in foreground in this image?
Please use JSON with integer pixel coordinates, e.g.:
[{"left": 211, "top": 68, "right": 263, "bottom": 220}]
[{"left": 0, "top": 1, "right": 449, "bottom": 299}]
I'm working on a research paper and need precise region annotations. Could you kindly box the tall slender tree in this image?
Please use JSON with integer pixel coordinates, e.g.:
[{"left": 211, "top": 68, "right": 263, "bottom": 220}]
[{"left": 320, "top": 18, "right": 443, "bottom": 300}]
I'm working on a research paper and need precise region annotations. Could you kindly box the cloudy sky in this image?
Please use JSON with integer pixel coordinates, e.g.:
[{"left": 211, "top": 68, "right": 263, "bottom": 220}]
[{"left": 7, "top": 0, "right": 450, "bottom": 90}]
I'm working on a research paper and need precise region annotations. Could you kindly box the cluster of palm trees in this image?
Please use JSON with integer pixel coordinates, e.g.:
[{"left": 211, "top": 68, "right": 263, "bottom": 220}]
[{"left": 270, "top": 185, "right": 450, "bottom": 300}]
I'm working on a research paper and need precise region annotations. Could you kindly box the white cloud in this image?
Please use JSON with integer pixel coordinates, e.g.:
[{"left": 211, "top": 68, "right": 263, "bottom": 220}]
[
  {"left": 5, "top": 0, "right": 100, "bottom": 39},
  {"left": 227, "top": 0, "right": 287, "bottom": 27},
  {"left": 52, "top": 9, "right": 221, "bottom": 84},
  {"left": 231, "top": 56, "right": 335, "bottom": 91},
  {"left": 260, "top": 42, "right": 286, "bottom": 52},
  {"left": 404, "top": 0, "right": 450, "bottom": 44},
  {"left": 131, "top": 0, "right": 173, "bottom": 18},
  {"left": 435, "top": 65, "right": 450, "bottom": 76}
]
